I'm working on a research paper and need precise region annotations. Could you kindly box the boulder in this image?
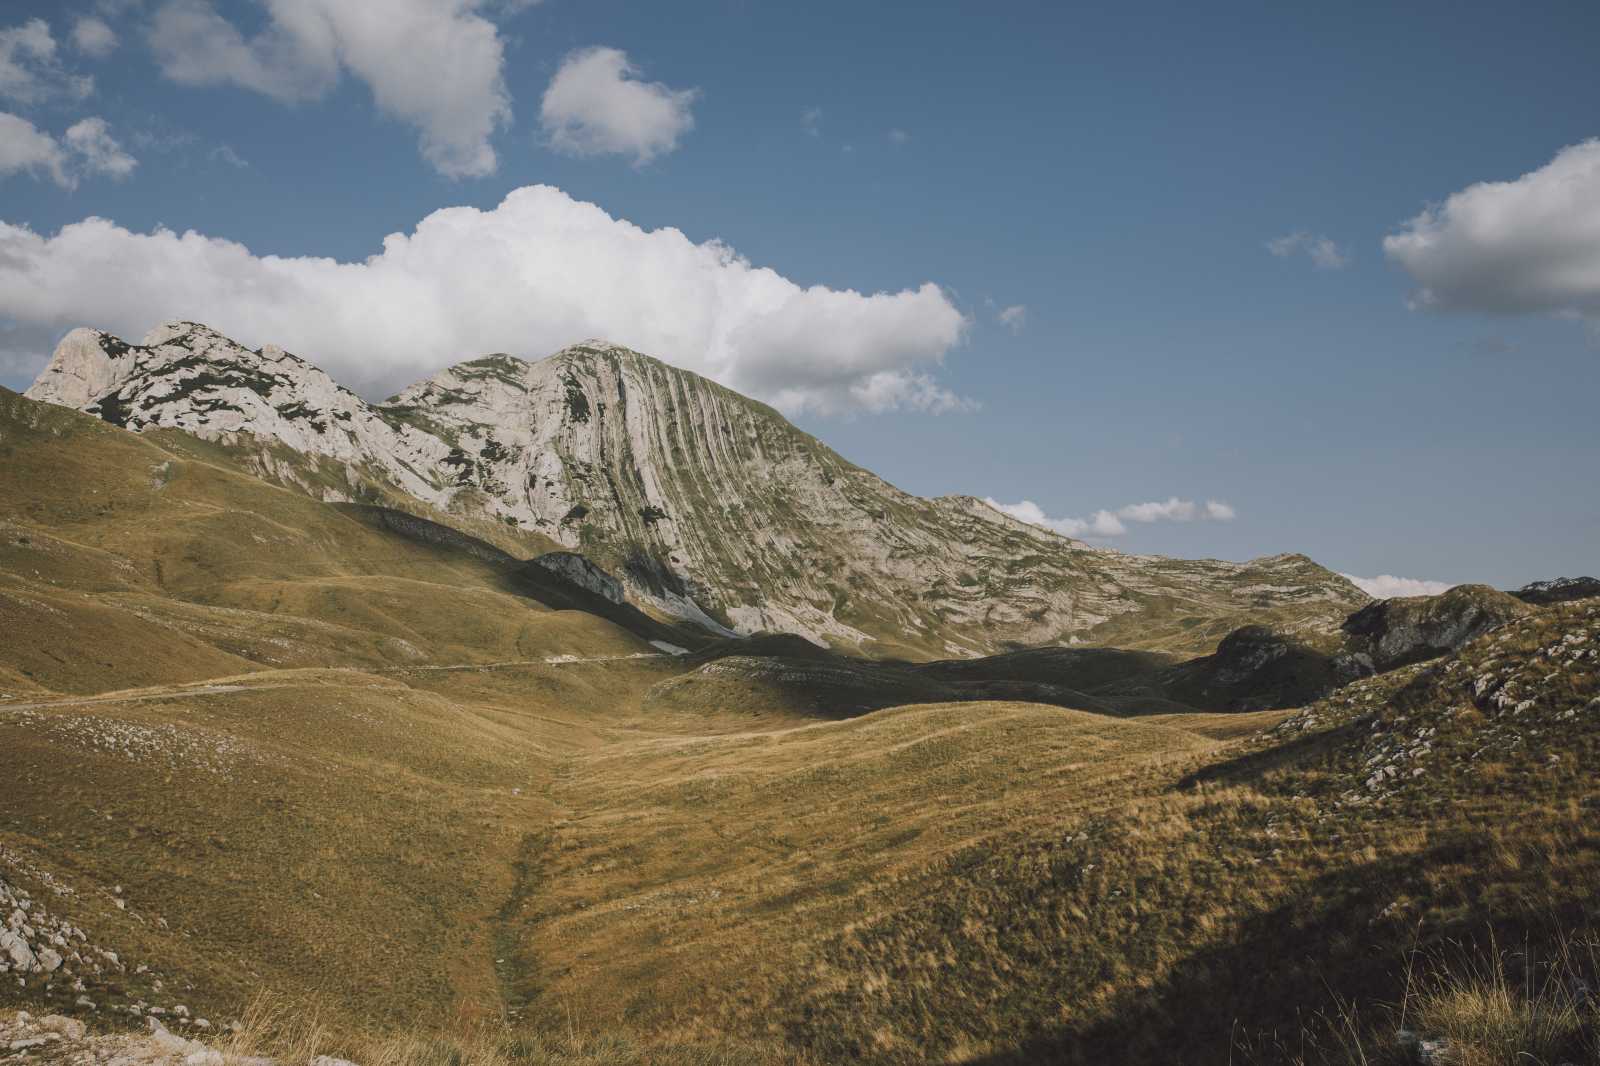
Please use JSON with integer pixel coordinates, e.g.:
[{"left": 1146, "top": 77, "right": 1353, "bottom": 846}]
[{"left": 0, "top": 929, "right": 36, "bottom": 972}]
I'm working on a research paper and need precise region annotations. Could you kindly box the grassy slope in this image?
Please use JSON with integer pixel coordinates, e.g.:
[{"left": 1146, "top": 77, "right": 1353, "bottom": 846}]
[
  {"left": 0, "top": 388, "right": 657, "bottom": 695},
  {"left": 500, "top": 604, "right": 1599, "bottom": 1064},
  {"left": 0, "top": 387, "right": 686, "bottom": 1034},
  {"left": 3, "top": 388, "right": 1597, "bottom": 1065}
]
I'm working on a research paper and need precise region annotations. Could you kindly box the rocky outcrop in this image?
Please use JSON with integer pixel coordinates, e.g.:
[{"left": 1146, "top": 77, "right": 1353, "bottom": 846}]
[
  {"left": 0, "top": 871, "right": 198, "bottom": 1029},
  {"left": 1340, "top": 584, "right": 1532, "bottom": 672},
  {"left": 1274, "top": 597, "right": 1599, "bottom": 807},
  {"left": 1157, "top": 626, "right": 1347, "bottom": 711},
  {"left": 1511, "top": 576, "right": 1600, "bottom": 606},
  {"left": 531, "top": 552, "right": 625, "bottom": 604},
  {"left": 27, "top": 323, "right": 1368, "bottom": 656},
  {"left": 2, "top": 1011, "right": 239, "bottom": 1066},
  {"left": 24, "top": 323, "right": 453, "bottom": 509}
]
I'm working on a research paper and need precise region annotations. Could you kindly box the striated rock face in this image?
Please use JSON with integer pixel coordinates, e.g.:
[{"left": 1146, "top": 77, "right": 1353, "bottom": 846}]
[
  {"left": 1340, "top": 584, "right": 1531, "bottom": 672},
  {"left": 27, "top": 323, "right": 1368, "bottom": 656}
]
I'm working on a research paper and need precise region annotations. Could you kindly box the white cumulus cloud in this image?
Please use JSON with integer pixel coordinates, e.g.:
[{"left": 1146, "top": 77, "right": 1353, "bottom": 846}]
[
  {"left": 1, "top": 18, "right": 94, "bottom": 104},
  {"left": 540, "top": 46, "right": 697, "bottom": 166},
  {"left": 983, "top": 496, "right": 1236, "bottom": 540},
  {"left": 1267, "top": 231, "right": 1348, "bottom": 270},
  {"left": 71, "top": 17, "right": 118, "bottom": 58},
  {"left": 1339, "top": 574, "right": 1456, "bottom": 600},
  {"left": 1385, "top": 139, "right": 1600, "bottom": 327},
  {"left": 0, "top": 184, "right": 969, "bottom": 414},
  {"left": 0, "top": 111, "right": 135, "bottom": 188},
  {"left": 997, "top": 304, "right": 1026, "bottom": 333},
  {"left": 147, "top": 0, "right": 510, "bottom": 178}
]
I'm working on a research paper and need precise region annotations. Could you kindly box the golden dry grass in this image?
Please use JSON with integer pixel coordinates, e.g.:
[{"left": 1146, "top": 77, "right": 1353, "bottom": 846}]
[{"left": 3, "top": 390, "right": 1598, "bottom": 1065}]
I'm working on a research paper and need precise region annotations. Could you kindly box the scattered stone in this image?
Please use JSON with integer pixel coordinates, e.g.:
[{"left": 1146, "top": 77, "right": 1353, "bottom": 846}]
[{"left": 38, "top": 1014, "right": 86, "bottom": 1040}]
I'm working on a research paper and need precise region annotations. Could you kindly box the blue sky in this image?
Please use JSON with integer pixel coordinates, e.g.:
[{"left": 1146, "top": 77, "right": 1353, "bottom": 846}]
[{"left": 1, "top": 0, "right": 1596, "bottom": 591}]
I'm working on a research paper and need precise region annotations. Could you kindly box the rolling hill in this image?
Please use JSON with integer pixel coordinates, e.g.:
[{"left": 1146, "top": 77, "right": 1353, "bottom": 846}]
[{"left": 5, "top": 361, "right": 1597, "bottom": 1065}]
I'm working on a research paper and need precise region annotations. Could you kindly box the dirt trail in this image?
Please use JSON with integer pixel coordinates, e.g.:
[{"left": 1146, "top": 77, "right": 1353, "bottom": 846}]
[
  {"left": 0, "top": 683, "right": 269, "bottom": 712},
  {"left": 0, "top": 652, "right": 684, "bottom": 712}
]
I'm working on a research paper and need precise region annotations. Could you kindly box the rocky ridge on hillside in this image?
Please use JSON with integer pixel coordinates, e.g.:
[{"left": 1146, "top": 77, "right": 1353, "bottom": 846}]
[
  {"left": 1337, "top": 583, "right": 1532, "bottom": 673},
  {"left": 25, "top": 323, "right": 1368, "bottom": 656},
  {"left": 1273, "top": 595, "right": 1599, "bottom": 807}
]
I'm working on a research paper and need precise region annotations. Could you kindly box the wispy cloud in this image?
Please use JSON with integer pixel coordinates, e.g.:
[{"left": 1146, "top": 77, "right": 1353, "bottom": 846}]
[
  {"left": 888, "top": 128, "right": 909, "bottom": 146},
  {"left": 1, "top": 18, "right": 94, "bottom": 104},
  {"left": 997, "top": 304, "right": 1026, "bottom": 333},
  {"left": 62, "top": 117, "right": 136, "bottom": 178},
  {"left": 209, "top": 143, "right": 247, "bottom": 168},
  {"left": 71, "top": 17, "right": 118, "bottom": 58},
  {"left": 1267, "top": 231, "right": 1349, "bottom": 270},
  {"left": 984, "top": 496, "right": 1237, "bottom": 539},
  {"left": 800, "top": 106, "right": 821, "bottom": 137}
]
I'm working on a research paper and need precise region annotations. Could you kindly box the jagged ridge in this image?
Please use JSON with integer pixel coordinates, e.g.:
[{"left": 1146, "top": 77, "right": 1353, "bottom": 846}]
[{"left": 25, "top": 323, "right": 1369, "bottom": 656}]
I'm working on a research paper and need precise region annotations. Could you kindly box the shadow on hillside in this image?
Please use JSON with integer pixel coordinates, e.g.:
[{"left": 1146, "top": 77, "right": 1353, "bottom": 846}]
[
  {"left": 334, "top": 504, "right": 709, "bottom": 651},
  {"left": 1173, "top": 715, "right": 1376, "bottom": 791},
  {"left": 949, "top": 836, "right": 1590, "bottom": 1066}
]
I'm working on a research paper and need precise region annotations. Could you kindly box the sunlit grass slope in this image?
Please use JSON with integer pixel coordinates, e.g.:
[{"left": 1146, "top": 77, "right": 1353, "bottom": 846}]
[
  {"left": 0, "top": 387, "right": 658, "bottom": 696},
  {"left": 3, "top": 386, "right": 1597, "bottom": 1066}
]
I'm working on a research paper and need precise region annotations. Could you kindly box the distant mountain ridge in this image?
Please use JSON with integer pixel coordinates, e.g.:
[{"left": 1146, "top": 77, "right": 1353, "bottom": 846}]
[{"left": 25, "top": 322, "right": 1369, "bottom": 656}]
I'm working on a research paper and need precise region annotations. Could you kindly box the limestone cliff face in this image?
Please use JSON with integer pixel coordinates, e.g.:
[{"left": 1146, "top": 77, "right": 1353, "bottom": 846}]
[
  {"left": 24, "top": 322, "right": 454, "bottom": 509},
  {"left": 27, "top": 323, "right": 1369, "bottom": 656}
]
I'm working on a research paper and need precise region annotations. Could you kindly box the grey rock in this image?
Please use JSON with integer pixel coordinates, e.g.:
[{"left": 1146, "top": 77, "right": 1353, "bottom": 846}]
[
  {"left": 0, "top": 929, "right": 37, "bottom": 972},
  {"left": 26, "top": 322, "right": 1366, "bottom": 657},
  {"left": 532, "top": 552, "right": 626, "bottom": 604}
]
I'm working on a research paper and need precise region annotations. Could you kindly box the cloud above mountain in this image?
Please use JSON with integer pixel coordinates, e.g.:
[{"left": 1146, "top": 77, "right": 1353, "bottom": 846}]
[
  {"left": 0, "top": 184, "right": 968, "bottom": 414},
  {"left": 1385, "top": 139, "right": 1600, "bottom": 325},
  {"left": 984, "top": 496, "right": 1236, "bottom": 539},
  {"left": 147, "top": 0, "right": 511, "bottom": 177},
  {"left": 1339, "top": 573, "right": 1456, "bottom": 599}
]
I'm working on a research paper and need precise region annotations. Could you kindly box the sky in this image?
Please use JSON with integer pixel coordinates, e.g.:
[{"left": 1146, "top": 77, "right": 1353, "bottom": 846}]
[{"left": 1, "top": 0, "right": 1596, "bottom": 593}]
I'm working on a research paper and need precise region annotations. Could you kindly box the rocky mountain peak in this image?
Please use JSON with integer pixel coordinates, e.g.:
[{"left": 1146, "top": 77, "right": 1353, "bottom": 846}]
[{"left": 24, "top": 322, "right": 1369, "bottom": 655}]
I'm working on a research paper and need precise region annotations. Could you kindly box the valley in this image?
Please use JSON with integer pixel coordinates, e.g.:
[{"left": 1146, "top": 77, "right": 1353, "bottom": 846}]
[{"left": 2, "top": 335, "right": 1597, "bottom": 1066}]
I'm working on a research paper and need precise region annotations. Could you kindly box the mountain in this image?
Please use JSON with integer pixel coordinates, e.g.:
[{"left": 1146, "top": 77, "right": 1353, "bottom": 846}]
[
  {"left": 5, "top": 365, "right": 1598, "bottom": 1065},
  {"left": 1512, "top": 575, "right": 1600, "bottom": 606},
  {"left": 25, "top": 322, "right": 1368, "bottom": 657}
]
